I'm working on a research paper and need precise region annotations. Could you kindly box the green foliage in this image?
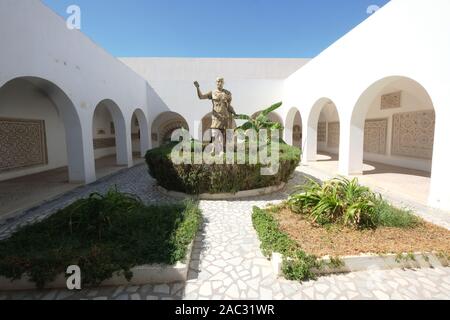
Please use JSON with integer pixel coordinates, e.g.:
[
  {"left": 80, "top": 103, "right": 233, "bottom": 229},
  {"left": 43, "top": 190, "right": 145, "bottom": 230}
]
[
  {"left": 235, "top": 102, "right": 284, "bottom": 133},
  {"left": 374, "top": 200, "right": 420, "bottom": 228},
  {"left": 0, "top": 189, "right": 201, "bottom": 288},
  {"left": 146, "top": 142, "right": 301, "bottom": 195},
  {"left": 288, "top": 177, "right": 420, "bottom": 229},
  {"left": 252, "top": 207, "right": 319, "bottom": 281}
]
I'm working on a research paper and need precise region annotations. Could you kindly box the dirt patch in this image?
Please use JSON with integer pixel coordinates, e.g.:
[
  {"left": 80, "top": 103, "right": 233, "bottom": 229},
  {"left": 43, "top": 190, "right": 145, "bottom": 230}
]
[{"left": 275, "top": 208, "right": 450, "bottom": 258}]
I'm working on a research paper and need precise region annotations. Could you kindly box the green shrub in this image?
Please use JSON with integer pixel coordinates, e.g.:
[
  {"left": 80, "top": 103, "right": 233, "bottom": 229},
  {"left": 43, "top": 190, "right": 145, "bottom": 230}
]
[
  {"left": 146, "top": 142, "right": 300, "bottom": 194},
  {"left": 0, "top": 188, "right": 201, "bottom": 288},
  {"left": 252, "top": 207, "right": 318, "bottom": 281},
  {"left": 288, "top": 177, "right": 420, "bottom": 229},
  {"left": 374, "top": 200, "right": 420, "bottom": 228}
]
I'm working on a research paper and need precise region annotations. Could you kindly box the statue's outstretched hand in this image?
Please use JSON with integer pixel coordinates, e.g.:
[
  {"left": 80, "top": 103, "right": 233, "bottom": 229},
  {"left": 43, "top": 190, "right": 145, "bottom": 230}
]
[{"left": 194, "top": 81, "right": 200, "bottom": 88}]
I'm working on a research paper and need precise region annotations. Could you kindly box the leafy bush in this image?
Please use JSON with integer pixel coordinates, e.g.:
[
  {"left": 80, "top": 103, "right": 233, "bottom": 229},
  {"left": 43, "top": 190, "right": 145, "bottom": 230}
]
[
  {"left": 374, "top": 200, "right": 420, "bottom": 228},
  {"left": 235, "top": 102, "right": 284, "bottom": 133},
  {"left": 288, "top": 177, "right": 420, "bottom": 229},
  {"left": 252, "top": 207, "right": 319, "bottom": 281},
  {"left": 146, "top": 142, "right": 300, "bottom": 194},
  {"left": 0, "top": 188, "right": 201, "bottom": 288}
]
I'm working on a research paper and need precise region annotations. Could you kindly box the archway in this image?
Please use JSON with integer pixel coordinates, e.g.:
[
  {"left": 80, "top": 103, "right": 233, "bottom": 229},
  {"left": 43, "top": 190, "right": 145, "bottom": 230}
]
[
  {"left": 0, "top": 77, "right": 91, "bottom": 217},
  {"left": 304, "top": 98, "right": 340, "bottom": 164},
  {"left": 130, "top": 108, "right": 150, "bottom": 158},
  {"left": 151, "top": 112, "right": 189, "bottom": 147},
  {"left": 92, "top": 99, "right": 130, "bottom": 177},
  {"left": 346, "top": 76, "right": 436, "bottom": 204},
  {"left": 285, "top": 107, "right": 303, "bottom": 148}
]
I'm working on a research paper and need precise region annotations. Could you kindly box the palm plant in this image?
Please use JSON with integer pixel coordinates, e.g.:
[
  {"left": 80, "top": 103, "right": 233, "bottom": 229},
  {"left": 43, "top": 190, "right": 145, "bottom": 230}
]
[{"left": 234, "top": 102, "right": 284, "bottom": 132}]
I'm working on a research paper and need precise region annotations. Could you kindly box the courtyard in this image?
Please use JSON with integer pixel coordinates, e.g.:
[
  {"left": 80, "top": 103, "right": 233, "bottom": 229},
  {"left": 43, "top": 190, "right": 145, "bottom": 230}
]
[
  {"left": 1, "top": 0, "right": 450, "bottom": 304},
  {"left": 1, "top": 164, "right": 449, "bottom": 300}
]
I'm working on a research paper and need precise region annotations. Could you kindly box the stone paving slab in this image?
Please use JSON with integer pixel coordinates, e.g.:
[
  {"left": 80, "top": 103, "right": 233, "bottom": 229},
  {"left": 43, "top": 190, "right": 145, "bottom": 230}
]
[{"left": 0, "top": 165, "right": 449, "bottom": 300}]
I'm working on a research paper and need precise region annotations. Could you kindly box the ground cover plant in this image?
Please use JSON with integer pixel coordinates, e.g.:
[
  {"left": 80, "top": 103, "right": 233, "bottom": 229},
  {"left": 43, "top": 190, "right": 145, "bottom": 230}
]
[{"left": 0, "top": 188, "right": 201, "bottom": 288}]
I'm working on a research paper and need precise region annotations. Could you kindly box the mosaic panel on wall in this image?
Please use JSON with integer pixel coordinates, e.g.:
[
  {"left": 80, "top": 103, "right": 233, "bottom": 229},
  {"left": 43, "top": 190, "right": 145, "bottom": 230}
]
[
  {"left": 0, "top": 117, "right": 48, "bottom": 172},
  {"left": 364, "top": 119, "right": 388, "bottom": 155},
  {"left": 327, "top": 122, "right": 340, "bottom": 148},
  {"left": 93, "top": 138, "right": 116, "bottom": 150},
  {"left": 392, "top": 110, "right": 435, "bottom": 159},
  {"left": 292, "top": 125, "right": 302, "bottom": 146},
  {"left": 317, "top": 122, "right": 326, "bottom": 142},
  {"left": 381, "top": 91, "right": 402, "bottom": 110}
]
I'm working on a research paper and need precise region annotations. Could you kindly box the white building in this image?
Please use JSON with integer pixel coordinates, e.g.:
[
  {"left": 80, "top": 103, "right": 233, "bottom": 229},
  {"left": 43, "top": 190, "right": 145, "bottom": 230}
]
[{"left": 1, "top": 0, "right": 449, "bottom": 212}]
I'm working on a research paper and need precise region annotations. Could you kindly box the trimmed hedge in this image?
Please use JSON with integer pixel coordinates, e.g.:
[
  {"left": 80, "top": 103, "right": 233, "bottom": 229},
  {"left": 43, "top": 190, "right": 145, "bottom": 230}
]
[{"left": 146, "top": 142, "right": 301, "bottom": 194}]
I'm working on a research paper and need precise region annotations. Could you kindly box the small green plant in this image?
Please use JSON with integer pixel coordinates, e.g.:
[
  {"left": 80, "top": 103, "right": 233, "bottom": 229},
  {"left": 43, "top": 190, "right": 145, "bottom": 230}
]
[
  {"left": 395, "top": 252, "right": 416, "bottom": 263},
  {"left": 252, "top": 206, "right": 319, "bottom": 281},
  {"left": 328, "top": 256, "right": 345, "bottom": 269},
  {"left": 234, "top": 102, "right": 284, "bottom": 133},
  {"left": 288, "top": 177, "right": 420, "bottom": 229},
  {"left": 288, "top": 177, "right": 379, "bottom": 228}
]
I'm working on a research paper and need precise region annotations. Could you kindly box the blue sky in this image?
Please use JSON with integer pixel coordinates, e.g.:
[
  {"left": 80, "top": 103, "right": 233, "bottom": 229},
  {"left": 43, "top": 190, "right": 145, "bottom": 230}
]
[{"left": 42, "top": 0, "right": 390, "bottom": 58}]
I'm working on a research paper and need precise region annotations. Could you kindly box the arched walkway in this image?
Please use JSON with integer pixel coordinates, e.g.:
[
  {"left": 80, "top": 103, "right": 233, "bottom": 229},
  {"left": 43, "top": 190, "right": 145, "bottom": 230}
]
[
  {"left": 303, "top": 98, "right": 340, "bottom": 164},
  {"left": 0, "top": 76, "right": 92, "bottom": 217},
  {"left": 341, "top": 76, "right": 436, "bottom": 204},
  {"left": 285, "top": 107, "right": 303, "bottom": 148},
  {"left": 130, "top": 108, "right": 150, "bottom": 158},
  {"left": 92, "top": 99, "right": 131, "bottom": 177},
  {"left": 151, "top": 112, "right": 189, "bottom": 147}
]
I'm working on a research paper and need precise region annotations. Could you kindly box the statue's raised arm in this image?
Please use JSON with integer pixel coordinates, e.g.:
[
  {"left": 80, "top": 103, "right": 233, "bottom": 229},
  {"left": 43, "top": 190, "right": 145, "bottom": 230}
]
[{"left": 194, "top": 81, "right": 210, "bottom": 100}]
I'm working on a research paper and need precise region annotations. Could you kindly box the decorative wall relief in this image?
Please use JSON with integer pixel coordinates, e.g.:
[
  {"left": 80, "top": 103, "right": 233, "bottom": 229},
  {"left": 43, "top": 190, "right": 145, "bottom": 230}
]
[
  {"left": 93, "top": 138, "right": 116, "bottom": 150},
  {"left": 131, "top": 133, "right": 140, "bottom": 140},
  {"left": 381, "top": 91, "right": 401, "bottom": 110},
  {"left": 327, "top": 122, "right": 340, "bottom": 148},
  {"left": 364, "top": 119, "right": 388, "bottom": 155},
  {"left": 0, "top": 118, "right": 48, "bottom": 172},
  {"left": 317, "top": 122, "right": 326, "bottom": 142},
  {"left": 293, "top": 125, "right": 302, "bottom": 143},
  {"left": 392, "top": 110, "right": 435, "bottom": 159}
]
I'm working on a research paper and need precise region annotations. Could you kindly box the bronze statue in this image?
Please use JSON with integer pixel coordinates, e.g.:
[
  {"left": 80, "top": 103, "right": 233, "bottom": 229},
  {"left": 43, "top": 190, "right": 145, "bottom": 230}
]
[{"left": 194, "top": 78, "right": 236, "bottom": 139}]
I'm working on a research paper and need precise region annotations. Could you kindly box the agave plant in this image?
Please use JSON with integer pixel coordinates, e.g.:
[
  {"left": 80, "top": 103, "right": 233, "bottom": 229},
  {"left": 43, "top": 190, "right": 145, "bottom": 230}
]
[
  {"left": 288, "top": 177, "right": 380, "bottom": 229},
  {"left": 234, "top": 102, "right": 284, "bottom": 132}
]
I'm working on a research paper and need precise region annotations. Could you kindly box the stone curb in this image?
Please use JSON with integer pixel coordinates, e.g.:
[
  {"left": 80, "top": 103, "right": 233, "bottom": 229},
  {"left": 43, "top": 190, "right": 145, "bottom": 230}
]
[
  {"left": 157, "top": 183, "right": 286, "bottom": 200},
  {"left": 271, "top": 252, "right": 450, "bottom": 277},
  {"left": 0, "top": 242, "right": 194, "bottom": 291}
]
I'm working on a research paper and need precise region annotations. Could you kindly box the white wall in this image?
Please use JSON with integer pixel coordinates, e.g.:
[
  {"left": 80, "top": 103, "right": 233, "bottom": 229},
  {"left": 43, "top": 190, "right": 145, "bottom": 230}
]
[
  {"left": 0, "top": 0, "right": 151, "bottom": 183},
  {"left": 120, "top": 58, "right": 309, "bottom": 142},
  {"left": 281, "top": 0, "right": 450, "bottom": 210}
]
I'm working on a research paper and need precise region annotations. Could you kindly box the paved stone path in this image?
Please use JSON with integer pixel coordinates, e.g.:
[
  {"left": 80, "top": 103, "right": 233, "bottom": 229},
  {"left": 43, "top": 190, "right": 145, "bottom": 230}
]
[{"left": 0, "top": 165, "right": 449, "bottom": 300}]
